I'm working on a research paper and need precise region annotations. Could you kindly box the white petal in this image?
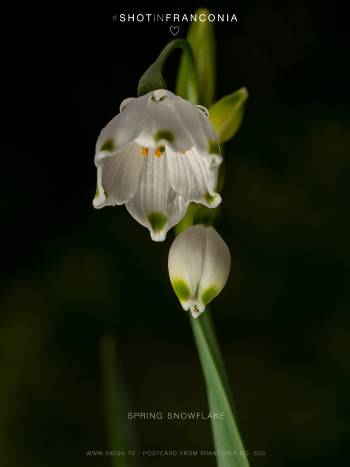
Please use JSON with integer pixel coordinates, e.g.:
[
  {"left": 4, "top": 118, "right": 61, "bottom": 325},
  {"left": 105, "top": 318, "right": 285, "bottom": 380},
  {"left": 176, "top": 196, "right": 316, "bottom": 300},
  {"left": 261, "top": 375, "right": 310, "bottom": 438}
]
[
  {"left": 125, "top": 151, "right": 188, "bottom": 241},
  {"left": 95, "top": 94, "right": 148, "bottom": 153},
  {"left": 93, "top": 142, "right": 146, "bottom": 208},
  {"left": 198, "top": 227, "right": 231, "bottom": 308},
  {"left": 168, "top": 225, "right": 207, "bottom": 309},
  {"left": 171, "top": 96, "right": 221, "bottom": 160},
  {"left": 135, "top": 93, "right": 194, "bottom": 152},
  {"left": 166, "top": 147, "right": 222, "bottom": 208}
]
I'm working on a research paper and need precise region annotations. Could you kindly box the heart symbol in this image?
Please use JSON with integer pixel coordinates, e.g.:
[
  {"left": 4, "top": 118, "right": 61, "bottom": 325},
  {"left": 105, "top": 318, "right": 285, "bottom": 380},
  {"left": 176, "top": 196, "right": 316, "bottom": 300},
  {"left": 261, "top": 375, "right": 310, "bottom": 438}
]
[{"left": 170, "top": 25, "right": 180, "bottom": 36}]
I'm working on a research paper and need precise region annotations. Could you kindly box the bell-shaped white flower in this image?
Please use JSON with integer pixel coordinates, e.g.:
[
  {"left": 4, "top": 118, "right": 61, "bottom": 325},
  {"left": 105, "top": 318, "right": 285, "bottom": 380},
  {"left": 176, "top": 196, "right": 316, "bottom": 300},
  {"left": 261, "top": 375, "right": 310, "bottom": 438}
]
[
  {"left": 93, "top": 89, "right": 222, "bottom": 241},
  {"left": 168, "top": 225, "right": 231, "bottom": 318}
]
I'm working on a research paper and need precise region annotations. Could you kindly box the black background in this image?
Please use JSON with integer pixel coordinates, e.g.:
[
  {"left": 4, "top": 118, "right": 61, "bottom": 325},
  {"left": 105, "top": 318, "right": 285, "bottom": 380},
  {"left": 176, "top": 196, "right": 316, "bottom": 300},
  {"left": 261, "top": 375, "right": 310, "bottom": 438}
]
[{"left": 1, "top": 1, "right": 349, "bottom": 466}]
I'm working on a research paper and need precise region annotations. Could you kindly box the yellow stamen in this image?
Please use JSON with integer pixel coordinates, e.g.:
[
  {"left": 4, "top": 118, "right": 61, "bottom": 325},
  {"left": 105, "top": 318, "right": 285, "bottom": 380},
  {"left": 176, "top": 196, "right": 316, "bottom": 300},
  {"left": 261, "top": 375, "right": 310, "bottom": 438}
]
[
  {"left": 141, "top": 147, "right": 149, "bottom": 157},
  {"left": 154, "top": 147, "right": 162, "bottom": 157}
]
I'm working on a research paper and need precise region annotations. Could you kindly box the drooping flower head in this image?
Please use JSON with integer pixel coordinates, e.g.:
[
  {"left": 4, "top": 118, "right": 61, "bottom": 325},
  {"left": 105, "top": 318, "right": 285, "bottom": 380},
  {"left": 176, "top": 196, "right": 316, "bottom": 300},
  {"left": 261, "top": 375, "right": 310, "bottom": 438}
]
[
  {"left": 93, "top": 89, "right": 222, "bottom": 241},
  {"left": 168, "top": 225, "right": 231, "bottom": 318}
]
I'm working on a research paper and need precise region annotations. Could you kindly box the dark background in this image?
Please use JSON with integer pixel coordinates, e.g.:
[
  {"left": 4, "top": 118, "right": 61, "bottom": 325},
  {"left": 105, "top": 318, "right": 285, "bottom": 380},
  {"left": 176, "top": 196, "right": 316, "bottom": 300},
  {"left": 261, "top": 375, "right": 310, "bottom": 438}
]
[{"left": 1, "top": 1, "right": 349, "bottom": 466}]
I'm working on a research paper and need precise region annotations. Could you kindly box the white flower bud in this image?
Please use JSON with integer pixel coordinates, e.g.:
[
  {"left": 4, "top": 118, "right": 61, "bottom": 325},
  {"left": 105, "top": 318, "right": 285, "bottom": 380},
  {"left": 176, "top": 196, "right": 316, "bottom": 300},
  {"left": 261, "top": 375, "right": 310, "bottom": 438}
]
[
  {"left": 93, "top": 89, "right": 222, "bottom": 241},
  {"left": 168, "top": 225, "right": 231, "bottom": 318}
]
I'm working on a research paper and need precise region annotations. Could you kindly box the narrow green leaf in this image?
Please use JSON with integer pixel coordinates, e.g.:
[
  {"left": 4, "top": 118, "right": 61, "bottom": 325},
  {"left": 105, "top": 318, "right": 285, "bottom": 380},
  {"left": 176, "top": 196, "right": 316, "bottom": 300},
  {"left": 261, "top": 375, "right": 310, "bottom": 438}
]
[
  {"left": 198, "top": 311, "right": 236, "bottom": 413},
  {"left": 191, "top": 312, "right": 250, "bottom": 467},
  {"left": 176, "top": 8, "right": 216, "bottom": 107},
  {"left": 209, "top": 88, "right": 248, "bottom": 143},
  {"left": 100, "top": 334, "right": 139, "bottom": 467}
]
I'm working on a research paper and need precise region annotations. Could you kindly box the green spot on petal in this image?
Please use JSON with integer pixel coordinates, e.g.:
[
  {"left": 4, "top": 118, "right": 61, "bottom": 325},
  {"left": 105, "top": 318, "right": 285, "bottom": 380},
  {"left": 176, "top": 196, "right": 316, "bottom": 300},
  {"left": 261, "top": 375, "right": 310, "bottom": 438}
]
[
  {"left": 208, "top": 140, "right": 220, "bottom": 154},
  {"left": 172, "top": 279, "right": 191, "bottom": 301},
  {"left": 204, "top": 192, "right": 216, "bottom": 204},
  {"left": 147, "top": 211, "right": 167, "bottom": 233},
  {"left": 201, "top": 285, "right": 219, "bottom": 305},
  {"left": 100, "top": 139, "right": 114, "bottom": 152},
  {"left": 94, "top": 185, "right": 107, "bottom": 199},
  {"left": 159, "top": 145, "right": 165, "bottom": 153},
  {"left": 154, "top": 130, "right": 174, "bottom": 143}
]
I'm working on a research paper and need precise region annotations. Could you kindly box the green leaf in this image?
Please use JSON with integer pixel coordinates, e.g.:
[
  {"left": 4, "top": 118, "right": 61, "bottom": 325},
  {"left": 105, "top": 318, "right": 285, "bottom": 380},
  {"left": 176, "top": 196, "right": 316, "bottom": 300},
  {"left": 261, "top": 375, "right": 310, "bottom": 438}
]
[
  {"left": 209, "top": 88, "right": 248, "bottom": 143},
  {"left": 100, "top": 335, "right": 139, "bottom": 467},
  {"left": 176, "top": 8, "right": 216, "bottom": 107},
  {"left": 191, "top": 312, "right": 250, "bottom": 467}
]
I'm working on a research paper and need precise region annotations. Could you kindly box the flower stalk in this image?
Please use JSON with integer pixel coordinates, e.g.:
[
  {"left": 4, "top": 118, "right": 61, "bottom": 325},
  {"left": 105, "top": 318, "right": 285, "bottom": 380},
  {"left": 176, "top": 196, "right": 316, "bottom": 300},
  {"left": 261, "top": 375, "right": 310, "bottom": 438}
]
[
  {"left": 191, "top": 312, "right": 250, "bottom": 467},
  {"left": 137, "top": 39, "right": 198, "bottom": 103}
]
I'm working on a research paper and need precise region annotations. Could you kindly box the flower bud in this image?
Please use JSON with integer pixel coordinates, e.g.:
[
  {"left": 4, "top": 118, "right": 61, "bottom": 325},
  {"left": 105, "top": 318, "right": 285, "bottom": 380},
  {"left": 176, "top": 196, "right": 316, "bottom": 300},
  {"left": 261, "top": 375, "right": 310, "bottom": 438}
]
[
  {"left": 209, "top": 87, "right": 248, "bottom": 143},
  {"left": 168, "top": 225, "right": 231, "bottom": 318}
]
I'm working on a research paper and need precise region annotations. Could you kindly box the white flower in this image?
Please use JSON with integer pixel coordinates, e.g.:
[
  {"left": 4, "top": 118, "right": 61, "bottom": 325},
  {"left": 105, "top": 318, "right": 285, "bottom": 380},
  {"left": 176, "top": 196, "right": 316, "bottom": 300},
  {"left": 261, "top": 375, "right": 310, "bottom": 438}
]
[
  {"left": 168, "top": 225, "right": 231, "bottom": 318},
  {"left": 93, "top": 89, "right": 222, "bottom": 241}
]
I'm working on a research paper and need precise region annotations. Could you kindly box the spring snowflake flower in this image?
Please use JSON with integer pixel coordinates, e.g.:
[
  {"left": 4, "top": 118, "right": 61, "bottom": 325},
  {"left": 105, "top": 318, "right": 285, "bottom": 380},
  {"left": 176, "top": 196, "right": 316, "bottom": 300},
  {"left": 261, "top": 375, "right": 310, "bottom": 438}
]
[
  {"left": 93, "top": 89, "right": 222, "bottom": 241},
  {"left": 168, "top": 225, "right": 231, "bottom": 318}
]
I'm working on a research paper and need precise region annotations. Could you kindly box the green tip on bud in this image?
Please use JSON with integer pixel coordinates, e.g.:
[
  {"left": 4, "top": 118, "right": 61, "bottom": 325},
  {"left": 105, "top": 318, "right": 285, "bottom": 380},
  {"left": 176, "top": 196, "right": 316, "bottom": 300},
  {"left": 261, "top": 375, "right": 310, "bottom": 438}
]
[
  {"left": 201, "top": 285, "right": 219, "bottom": 305},
  {"left": 172, "top": 279, "right": 191, "bottom": 301}
]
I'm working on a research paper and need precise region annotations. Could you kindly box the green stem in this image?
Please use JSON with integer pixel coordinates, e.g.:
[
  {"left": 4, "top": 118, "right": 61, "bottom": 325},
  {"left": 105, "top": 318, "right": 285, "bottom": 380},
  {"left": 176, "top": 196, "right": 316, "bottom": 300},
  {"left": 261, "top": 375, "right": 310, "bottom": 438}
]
[
  {"left": 137, "top": 39, "right": 198, "bottom": 103},
  {"left": 197, "top": 310, "right": 238, "bottom": 416},
  {"left": 191, "top": 313, "right": 250, "bottom": 467}
]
